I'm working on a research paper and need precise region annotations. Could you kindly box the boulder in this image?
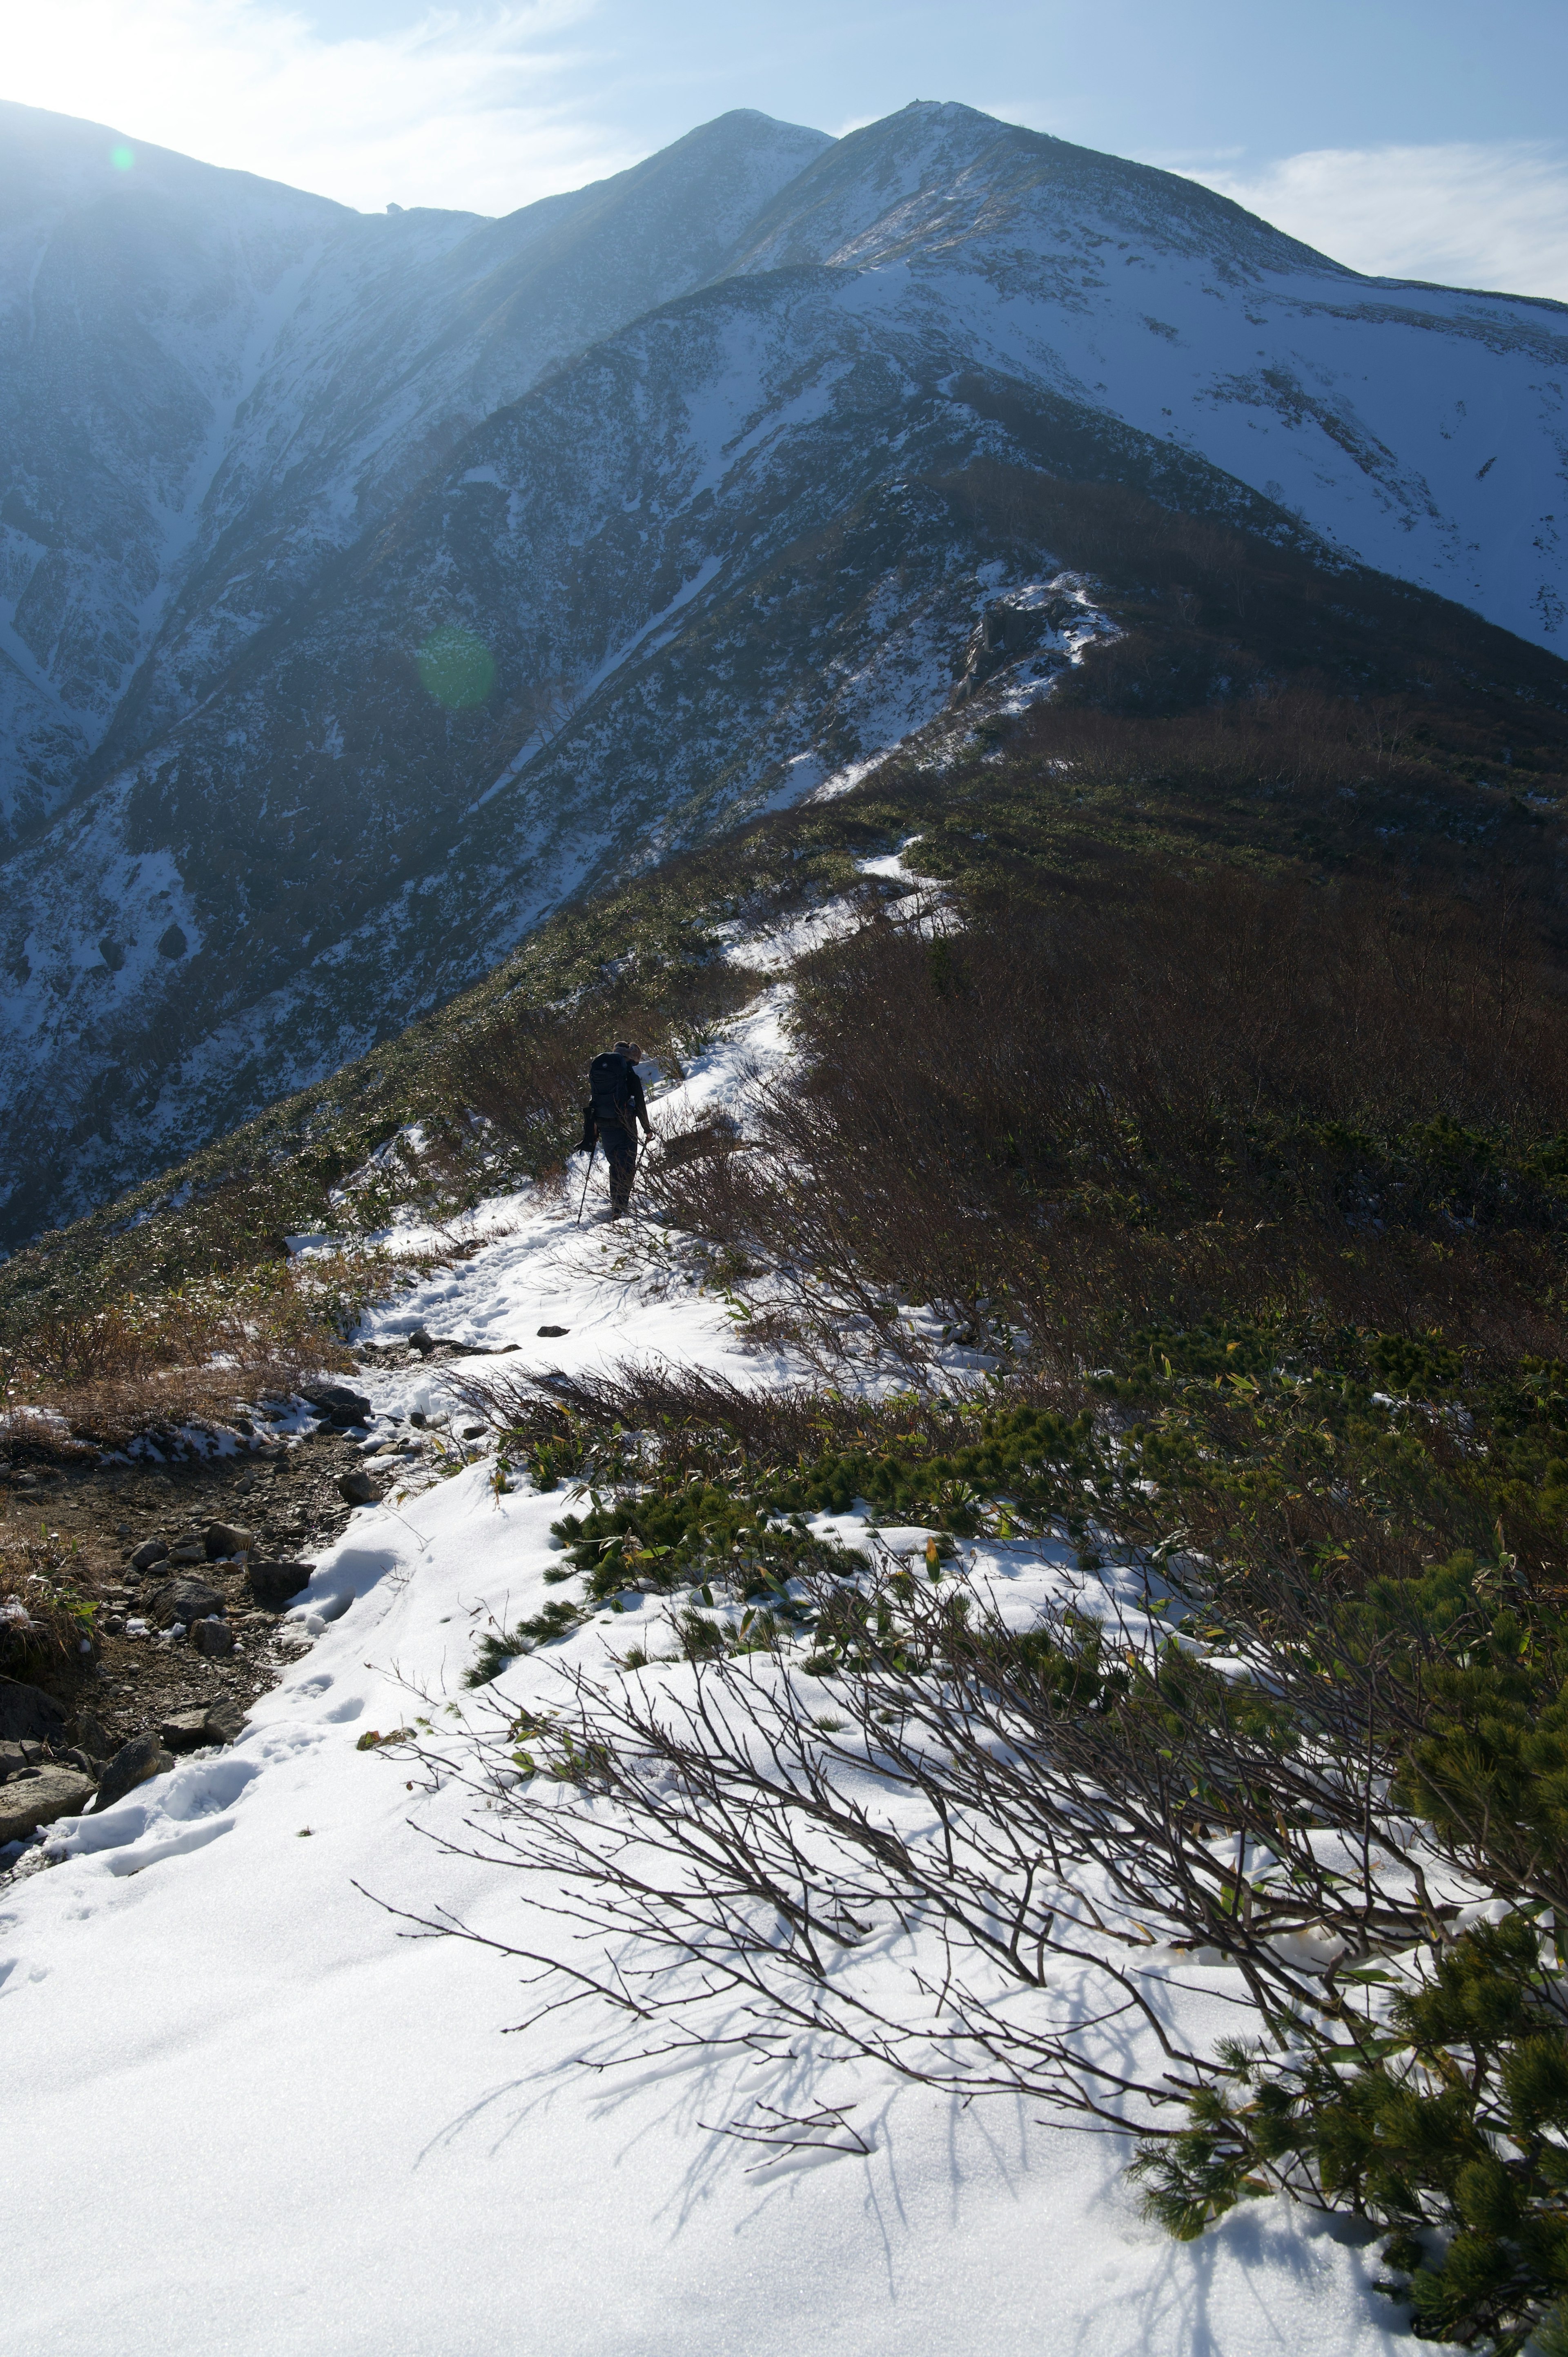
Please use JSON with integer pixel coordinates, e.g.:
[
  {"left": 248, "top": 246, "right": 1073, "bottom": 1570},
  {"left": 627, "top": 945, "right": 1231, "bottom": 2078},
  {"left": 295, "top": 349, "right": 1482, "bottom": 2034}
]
[
  {"left": 0, "top": 1737, "right": 45, "bottom": 1778},
  {"left": 249, "top": 1558, "right": 312, "bottom": 1610},
  {"left": 189, "top": 1616, "right": 235, "bottom": 1659},
  {"left": 338, "top": 1469, "right": 381, "bottom": 1507},
  {"left": 203, "top": 1697, "right": 247, "bottom": 1745},
  {"left": 160, "top": 1698, "right": 246, "bottom": 1752},
  {"left": 94, "top": 1732, "right": 174, "bottom": 1812},
  {"left": 204, "top": 1521, "right": 256, "bottom": 1560},
  {"left": 73, "top": 1712, "right": 114, "bottom": 1760},
  {"left": 166, "top": 1539, "right": 207, "bottom": 1566},
  {"left": 407, "top": 1329, "right": 486, "bottom": 1359},
  {"left": 537, "top": 1324, "right": 570, "bottom": 1337},
  {"left": 0, "top": 1677, "right": 67, "bottom": 1744},
  {"left": 147, "top": 1575, "right": 226, "bottom": 1629},
  {"left": 159, "top": 1708, "right": 211, "bottom": 1752},
  {"left": 0, "top": 1765, "right": 94, "bottom": 1844},
  {"left": 301, "top": 1382, "right": 372, "bottom": 1427},
  {"left": 128, "top": 1537, "right": 169, "bottom": 1573}
]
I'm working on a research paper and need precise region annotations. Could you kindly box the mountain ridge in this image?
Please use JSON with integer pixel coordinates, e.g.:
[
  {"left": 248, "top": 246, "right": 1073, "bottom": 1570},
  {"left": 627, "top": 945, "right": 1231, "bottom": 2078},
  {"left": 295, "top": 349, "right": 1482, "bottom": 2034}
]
[{"left": 3, "top": 95, "right": 1567, "bottom": 1250}]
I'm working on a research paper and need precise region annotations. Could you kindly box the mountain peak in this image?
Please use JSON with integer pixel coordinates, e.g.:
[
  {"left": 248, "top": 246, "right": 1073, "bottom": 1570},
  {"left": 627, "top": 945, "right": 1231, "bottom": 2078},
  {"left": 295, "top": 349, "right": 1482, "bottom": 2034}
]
[{"left": 2, "top": 96, "right": 1565, "bottom": 1242}]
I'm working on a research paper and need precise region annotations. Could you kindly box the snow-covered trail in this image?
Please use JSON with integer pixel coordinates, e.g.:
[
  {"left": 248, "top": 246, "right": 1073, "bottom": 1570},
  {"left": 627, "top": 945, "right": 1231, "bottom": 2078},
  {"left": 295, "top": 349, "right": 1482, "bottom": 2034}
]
[{"left": 2, "top": 997, "right": 1404, "bottom": 2357}]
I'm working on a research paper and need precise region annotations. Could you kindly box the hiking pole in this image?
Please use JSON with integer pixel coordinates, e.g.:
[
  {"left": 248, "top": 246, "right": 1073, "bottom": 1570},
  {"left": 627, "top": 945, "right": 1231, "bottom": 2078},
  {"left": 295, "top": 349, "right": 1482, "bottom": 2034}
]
[{"left": 574, "top": 1141, "right": 597, "bottom": 1226}]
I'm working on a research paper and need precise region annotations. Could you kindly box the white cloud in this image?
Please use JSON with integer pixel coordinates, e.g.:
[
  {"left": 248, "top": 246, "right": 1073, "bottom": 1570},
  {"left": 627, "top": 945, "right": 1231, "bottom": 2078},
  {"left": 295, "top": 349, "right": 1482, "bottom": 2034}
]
[
  {"left": 1184, "top": 142, "right": 1568, "bottom": 303},
  {"left": 5, "top": 0, "right": 639, "bottom": 216}
]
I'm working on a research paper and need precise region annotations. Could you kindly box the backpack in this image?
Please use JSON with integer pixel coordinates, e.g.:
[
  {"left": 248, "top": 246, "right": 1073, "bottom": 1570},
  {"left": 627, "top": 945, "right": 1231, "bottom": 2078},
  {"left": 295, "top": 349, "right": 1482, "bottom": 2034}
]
[{"left": 588, "top": 1051, "right": 635, "bottom": 1126}]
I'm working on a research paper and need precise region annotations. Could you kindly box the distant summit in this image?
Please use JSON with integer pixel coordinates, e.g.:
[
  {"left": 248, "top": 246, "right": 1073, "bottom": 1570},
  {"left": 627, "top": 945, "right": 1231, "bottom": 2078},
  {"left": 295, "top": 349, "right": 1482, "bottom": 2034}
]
[{"left": 1, "top": 96, "right": 1566, "bottom": 1245}]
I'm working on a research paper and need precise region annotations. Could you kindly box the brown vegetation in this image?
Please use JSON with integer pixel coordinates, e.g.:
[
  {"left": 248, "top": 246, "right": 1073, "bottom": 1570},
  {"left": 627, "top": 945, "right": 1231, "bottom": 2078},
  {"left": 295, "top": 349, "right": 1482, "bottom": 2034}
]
[
  {"left": 1, "top": 1267, "right": 351, "bottom": 1453},
  {"left": 637, "top": 861, "right": 1568, "bottom": 1383}
]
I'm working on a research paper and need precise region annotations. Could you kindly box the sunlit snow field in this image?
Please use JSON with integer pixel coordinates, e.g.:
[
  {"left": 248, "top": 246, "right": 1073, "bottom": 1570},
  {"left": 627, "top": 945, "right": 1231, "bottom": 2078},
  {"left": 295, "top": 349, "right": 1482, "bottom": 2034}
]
[{"left": 1, "top": 992, "right": 1406, "bottom": 2356}]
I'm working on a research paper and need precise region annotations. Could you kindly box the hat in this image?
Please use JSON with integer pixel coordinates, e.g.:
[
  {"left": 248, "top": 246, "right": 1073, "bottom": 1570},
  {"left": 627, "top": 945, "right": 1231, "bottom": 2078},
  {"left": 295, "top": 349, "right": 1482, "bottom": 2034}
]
[{"left": 612, "top": 1039, "right": 642, "bottom": 1061}]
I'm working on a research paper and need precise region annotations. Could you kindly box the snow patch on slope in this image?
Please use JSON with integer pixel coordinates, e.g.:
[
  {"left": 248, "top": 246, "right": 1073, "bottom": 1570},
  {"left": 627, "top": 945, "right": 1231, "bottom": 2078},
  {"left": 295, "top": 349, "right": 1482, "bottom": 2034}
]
[{"left": 0, "top": 959, "right": 1406, "bottom": 2355}]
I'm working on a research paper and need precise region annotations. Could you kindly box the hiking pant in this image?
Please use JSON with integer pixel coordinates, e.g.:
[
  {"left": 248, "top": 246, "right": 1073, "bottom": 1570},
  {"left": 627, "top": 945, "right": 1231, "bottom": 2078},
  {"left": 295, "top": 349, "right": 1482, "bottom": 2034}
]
[{"left": 599, "top": 1119, "right": 638, "bottom": 1211}]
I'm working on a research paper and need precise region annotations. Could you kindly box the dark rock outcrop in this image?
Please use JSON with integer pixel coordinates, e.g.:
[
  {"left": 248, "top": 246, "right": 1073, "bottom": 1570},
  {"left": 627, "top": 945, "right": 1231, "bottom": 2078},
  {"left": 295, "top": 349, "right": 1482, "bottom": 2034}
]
[
  {"left": 249, "top": 1559, "right": 313, "bottom": 1610},
  {"left": 146, "top": 1575, "right": 225, "bottom": 1629},
  {"left": 159, "top": 1697, "right": 247, "bottom": 1752},
  {"left": 94, "top": 1731, "right": 175, "bottom": 1812},
  {"left": 204, "top": 1521, "right": 256, "bottom": 1559},
  {"left": 0, "top": 1677, "right": 67, "bottom": 1744},
  {"left": 0, "top": 1764, "right": 94, "bottom": 1844},
  {"left": 301, "top": 1384, "right": 372, "bottom": 1428}
]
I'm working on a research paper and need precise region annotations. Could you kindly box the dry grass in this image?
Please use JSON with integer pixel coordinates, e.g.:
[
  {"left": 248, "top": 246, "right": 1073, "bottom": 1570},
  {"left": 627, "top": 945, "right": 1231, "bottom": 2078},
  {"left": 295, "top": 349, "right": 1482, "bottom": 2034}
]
[
  {"left": 452, "top": 974, "right": 757, "bottom": 1176},
  {"left": 0, "top": 1521, "right": 100, "bottom": 1683},
  {"left": 0, "top": 1264, "right": 354, "bottom": 1452},
  {"left": 444, "top": 1356, "right": 1025, "bottom": 1486},
  {"left": 635, "top": 862, "right": 1568, "bottom": 1377}
]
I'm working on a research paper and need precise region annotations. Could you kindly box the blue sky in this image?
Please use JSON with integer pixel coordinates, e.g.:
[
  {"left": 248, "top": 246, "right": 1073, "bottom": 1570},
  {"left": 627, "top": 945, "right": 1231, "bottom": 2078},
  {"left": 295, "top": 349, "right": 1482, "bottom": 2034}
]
[
  {"left": 9, "top": 0, "right": 1568, "bottom": 295},
  {"left": 298, "top": 0, "right": 1568, "bottom": 161}
]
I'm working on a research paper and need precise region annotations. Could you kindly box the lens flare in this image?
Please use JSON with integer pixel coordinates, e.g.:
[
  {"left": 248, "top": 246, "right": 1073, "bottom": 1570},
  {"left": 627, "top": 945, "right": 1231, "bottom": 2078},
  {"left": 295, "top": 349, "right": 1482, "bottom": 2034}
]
[
  {"left": 109, "top": 144, "right": 135, "bottom": 172},
  {"left": 416, "top": 623, "right": 496, "bottom": 710}
]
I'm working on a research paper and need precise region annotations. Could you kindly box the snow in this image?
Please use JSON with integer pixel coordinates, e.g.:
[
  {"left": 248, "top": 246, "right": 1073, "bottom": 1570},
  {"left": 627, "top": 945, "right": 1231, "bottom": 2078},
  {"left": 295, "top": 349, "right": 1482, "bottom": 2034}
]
[
  {"left": 471, "top": 557, "right": 726, "bottom": 814},
  {"left": 1, "top": 970, "right": 1407, "bottom": 2355},
  {"left": 11, "top": 106, "right": 1564, "bottom": 1236}
]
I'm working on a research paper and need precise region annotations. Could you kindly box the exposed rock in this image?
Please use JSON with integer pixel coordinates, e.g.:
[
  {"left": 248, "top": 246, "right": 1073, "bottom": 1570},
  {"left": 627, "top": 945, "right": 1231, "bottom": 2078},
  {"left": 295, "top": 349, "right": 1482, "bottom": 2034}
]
[
  {"left": 147, "top": 1574, "right": 226, "bottom": 1628},
  {"left": 156, "top": 923, "right": 187, "bottom": 960},
  {"left": 338, "top": 1469, "right": 382, "bottom": 1507},
  {"left": 166, "top": 1539, "right": 207, "bottom": 1565},
  {"left": 301, "top": 1383, "right": 372, "bottom": 1427},
  {"left": 249, "top": 1558, "right": 312, "bottom": 1610},
  {"left": 160, "top": 1697, "right": 246, "bottom": 1751},
  {"left": 406, "top": 1329, "right": 491, "bottom": 1360},
  {"left": 73, "top": 1712, "right": 114, "bottom": 1760},
  {"left": 537, "top": 1325, "right": 570, "bottom": 1337},
  {"left": 203, "top": 1697, "right": 247, "bottom": 1745},
  {"left": 0, "top": 1764, "right": 94, "bottom": 1844},
  {"left": 0, "top": 1677, "right": 67, "bottom": 1744},
  {"left": 205, "top": 1521, "right": 256, "bottom": 1559},
  {"left": 129, "top": 1537, "right": 169, "bottom": 1573},
  {"left": 158, "top": 1708, "right": 211, "bottom": 1752},
  {"left": 0, "top": 1737, "right": 45, "bottom": 1778},
  {"left": 189, "top": 1615, "right": 235, "bottom": 1659},
  {"left": 94, "top": 1731, "right": 174, "bottom": 1812}
]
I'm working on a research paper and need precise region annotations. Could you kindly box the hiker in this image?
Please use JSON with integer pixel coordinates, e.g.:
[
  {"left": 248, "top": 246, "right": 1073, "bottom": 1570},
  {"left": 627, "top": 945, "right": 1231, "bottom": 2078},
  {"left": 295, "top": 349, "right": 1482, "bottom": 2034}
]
[{"left": 579, "top": 1039, "right": 652, "bottom": 1216}]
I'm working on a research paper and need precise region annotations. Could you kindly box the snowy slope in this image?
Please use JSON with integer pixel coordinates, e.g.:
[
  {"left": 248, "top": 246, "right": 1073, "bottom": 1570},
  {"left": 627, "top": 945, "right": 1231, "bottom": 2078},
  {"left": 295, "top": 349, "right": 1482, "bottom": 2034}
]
[
  {"left": 0, "top": 102, "right": 831, "bottom": 836},
  {"left": 0, "top": 317, "right": 1127, "bottom": 1243},
  {"left": 0, "top": 995, "right": 1406, "bottom": 2357},
  {"left": 97, "top": 109, "right": 834, "bottom": 782},
  {"left": 4, "top": 96, "right": 1567, "bottom": 1246},
  {"left": 731, "top": 103, "right": 1568, "bottom": 651},
  {"left": 0, "top": 103, "right": 362, "bottom": 834}
]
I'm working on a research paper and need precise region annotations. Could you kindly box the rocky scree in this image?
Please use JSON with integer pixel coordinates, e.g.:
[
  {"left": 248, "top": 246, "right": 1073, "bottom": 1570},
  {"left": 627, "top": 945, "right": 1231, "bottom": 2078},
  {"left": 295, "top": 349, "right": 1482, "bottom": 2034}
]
[{"left": 0, "top": 1406, "right": 401, "bottom": 1857}]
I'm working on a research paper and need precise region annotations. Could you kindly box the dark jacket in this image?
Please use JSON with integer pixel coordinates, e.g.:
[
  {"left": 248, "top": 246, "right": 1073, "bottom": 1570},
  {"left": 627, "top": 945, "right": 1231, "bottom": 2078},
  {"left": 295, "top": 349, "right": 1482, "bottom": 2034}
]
[{"left": 579, "top": 1057, "right": 649, "bottom": 1154}]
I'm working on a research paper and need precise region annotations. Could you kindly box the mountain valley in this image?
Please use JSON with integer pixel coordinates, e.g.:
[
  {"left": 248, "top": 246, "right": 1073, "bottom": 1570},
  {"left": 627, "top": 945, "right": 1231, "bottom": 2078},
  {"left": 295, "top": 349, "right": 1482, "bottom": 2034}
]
[{"left": 3, "top": 94, "right": 1567, "bottom": 1247}]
